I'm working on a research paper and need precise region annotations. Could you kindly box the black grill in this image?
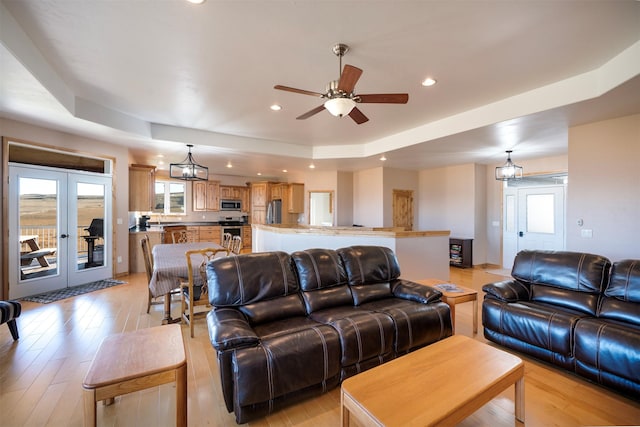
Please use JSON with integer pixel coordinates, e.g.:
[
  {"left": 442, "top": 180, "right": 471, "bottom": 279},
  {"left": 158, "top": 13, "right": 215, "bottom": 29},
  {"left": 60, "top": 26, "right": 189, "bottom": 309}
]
[{"left": 85, "top": 218, "right": 104, "bottom": 237}]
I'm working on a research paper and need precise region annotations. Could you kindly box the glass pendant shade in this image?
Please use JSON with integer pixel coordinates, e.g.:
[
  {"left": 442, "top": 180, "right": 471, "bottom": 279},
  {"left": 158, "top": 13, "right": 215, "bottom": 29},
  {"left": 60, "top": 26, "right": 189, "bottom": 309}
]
[
  {"left": 495, "top": 150, "right": 523, "bottom": 181},
  {"left": 170, "top": 144, "right": 208, "bottom": 181},
  {"left": 324, "top": 97, "right": 356, "bottom": 117}
]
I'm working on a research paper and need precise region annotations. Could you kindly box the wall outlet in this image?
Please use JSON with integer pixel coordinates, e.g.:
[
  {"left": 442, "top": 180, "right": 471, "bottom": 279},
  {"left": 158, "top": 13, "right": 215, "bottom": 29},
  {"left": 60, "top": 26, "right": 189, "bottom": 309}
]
[
  {"left": 581, "top": 229, "right": 593, "bottom": 238},
  {"left": 117, "top": 256, "right": 122, "bottom": 263},
  {"left": 116, "top": 218, "right": 123, "bottom": 225}
]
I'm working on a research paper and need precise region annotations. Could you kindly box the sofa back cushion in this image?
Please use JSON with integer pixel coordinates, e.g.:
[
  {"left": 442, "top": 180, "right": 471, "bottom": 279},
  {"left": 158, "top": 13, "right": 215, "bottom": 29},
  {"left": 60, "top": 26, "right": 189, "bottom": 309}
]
[
  {"left": 291, "top": 248, "right": 353, "bottom": 313},
  {"left": 337, "top": 246, "right": 400, "bottom": 305},
  {"left": 207, "top": 251, "right": 305, "bottom": 324},
  {"left": 599, "top": 259, "right": 640, "bottom": 326},
  {"left": 512, "top": 250, "right": 611, "bottom": 315}
]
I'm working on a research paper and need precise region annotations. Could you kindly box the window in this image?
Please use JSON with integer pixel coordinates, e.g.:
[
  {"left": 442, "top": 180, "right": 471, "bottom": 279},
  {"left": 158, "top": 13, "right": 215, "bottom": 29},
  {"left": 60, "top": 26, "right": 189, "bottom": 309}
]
[{"left": 153, "top": 181, "right": 186, "bottom": 215}]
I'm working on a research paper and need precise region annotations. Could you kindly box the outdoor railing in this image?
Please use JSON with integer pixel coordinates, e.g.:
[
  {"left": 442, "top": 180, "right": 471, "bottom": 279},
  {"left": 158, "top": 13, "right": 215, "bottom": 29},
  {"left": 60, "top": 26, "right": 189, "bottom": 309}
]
[{"left": 19, "top": 225, "right": 101, "bottom": 254}]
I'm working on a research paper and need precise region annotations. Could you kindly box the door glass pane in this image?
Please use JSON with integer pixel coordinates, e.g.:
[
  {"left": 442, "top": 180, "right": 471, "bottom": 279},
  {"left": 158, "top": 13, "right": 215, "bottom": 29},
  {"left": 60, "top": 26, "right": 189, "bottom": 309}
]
[
  {"left": 77, "top": 182, "right": 105, "bottom": 270},
  {"left": 505, "top": 194, "right": 515, "bottom": 232},
  {"left": 19, "top": 177, "right": 59, "bottom": 280},
  {"left": 526, "top": 194, "right": 554, "bottom": 234}
]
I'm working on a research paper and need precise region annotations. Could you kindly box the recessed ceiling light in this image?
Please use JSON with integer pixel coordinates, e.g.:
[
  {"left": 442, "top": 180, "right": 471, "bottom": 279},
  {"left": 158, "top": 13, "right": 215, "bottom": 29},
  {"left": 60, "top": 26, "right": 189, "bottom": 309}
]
[
  {"left": 282, "top": 169, "right": 288, "bottom": 173},
  {"left": 185, "top": 0, "right": 205, "bottom": 4},
  {"left": 257, "top": 172, "right": 262, "bottom": 176},
  {"left": 380, "top": 155, "right": 387, "bottom": 161},
  {"left": 421, "top": 77, "right": 437, "bottom": 87},
  {"left": 309, "top": 164, "right": 315, "bottom": 169},
  {"left": 270, "top": 104, "right": 282, "bottom": 111},
  {"left": 226, "top": 162, "right": 232, "bottom": 168}
]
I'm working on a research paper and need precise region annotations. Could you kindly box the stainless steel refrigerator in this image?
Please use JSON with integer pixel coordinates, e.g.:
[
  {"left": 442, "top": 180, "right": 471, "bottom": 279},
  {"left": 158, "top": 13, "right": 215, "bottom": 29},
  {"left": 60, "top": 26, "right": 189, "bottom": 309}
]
[{"left": 266, "top": 199, "right": 282, "bottom": 224}]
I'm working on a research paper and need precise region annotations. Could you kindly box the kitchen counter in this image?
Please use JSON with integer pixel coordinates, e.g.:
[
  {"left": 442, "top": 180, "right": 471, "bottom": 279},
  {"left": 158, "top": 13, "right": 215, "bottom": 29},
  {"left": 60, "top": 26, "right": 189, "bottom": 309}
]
[{"left": 252, "top": 224, "right": 451, "bottom": 281}]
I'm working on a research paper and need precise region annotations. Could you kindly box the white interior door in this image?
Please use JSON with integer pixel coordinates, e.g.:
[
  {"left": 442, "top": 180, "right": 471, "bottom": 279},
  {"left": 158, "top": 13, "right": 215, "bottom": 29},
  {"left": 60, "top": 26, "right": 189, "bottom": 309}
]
[
  {"left": 503, "top": 185, "right": 565, "bottom": 269},
  {"left": 9, "top": 164, "right": 112, "bottom": 298}
]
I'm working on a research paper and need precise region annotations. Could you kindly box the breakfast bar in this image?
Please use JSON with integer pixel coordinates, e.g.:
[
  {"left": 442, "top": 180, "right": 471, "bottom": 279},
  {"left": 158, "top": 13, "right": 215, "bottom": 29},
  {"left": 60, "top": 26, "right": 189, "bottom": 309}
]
[{"left": 252, "top": 224, "right": 451, "bottom": 281}]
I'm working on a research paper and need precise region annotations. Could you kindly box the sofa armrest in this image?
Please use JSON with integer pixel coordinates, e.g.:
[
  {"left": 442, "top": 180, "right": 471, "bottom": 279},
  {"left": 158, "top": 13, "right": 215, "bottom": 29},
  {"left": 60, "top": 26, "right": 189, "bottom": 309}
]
[
  {"left": 207, "top": 307, "right": 259, "bottom": 351},
  {"left": 482, "top": 280, "right": 530, "bottom": 302},
  {"left": 392, "top": 279, "right": 443, "bottom": 304}
]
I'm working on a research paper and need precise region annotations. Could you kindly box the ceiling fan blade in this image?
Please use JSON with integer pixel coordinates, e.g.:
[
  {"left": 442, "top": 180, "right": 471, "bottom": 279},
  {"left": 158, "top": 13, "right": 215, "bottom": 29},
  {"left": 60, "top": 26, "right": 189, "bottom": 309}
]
[
  {"left": 337, "top": 65, "right": 363, "bottom": 93},
  {"left": 348, "top": 107, "right": 369, "bottom": 124},
  {"left": 274, "top": 85, "right": 324, "bottom": 97},
  {"left": 357, "top": 93, "right": 409, "bottom": 104},
  {"left": 296, "top": 105, "right": 326, "bottom": 120}
]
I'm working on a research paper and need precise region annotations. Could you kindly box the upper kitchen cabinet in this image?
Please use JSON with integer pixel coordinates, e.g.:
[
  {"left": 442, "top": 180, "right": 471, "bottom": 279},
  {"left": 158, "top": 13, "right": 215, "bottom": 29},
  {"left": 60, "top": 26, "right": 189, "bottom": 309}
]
[
  {"left": 129, "top": 164, "right": 156, "bottom": 211},
  {"left": 288, "top": 183, "right": 304, "bottom": 213},
  {"left": 193, "top": 180, "right": 220, "bottom": 211}
]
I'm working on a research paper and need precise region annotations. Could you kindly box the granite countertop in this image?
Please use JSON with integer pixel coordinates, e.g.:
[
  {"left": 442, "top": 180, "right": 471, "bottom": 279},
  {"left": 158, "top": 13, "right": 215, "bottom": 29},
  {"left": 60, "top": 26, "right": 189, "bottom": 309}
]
[{"left": 130, "top": 222, "right": 250, "bottom": 233}]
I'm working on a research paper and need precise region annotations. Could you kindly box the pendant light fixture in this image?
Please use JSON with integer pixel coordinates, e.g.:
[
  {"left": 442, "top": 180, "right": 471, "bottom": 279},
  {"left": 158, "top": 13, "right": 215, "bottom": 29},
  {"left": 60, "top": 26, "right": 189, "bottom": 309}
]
[
  {"left": 170, "top": 144, "right": 208, "bottom": 181},
  {"left": 495, "top": 150, "right": 523, "bottom": 181}
]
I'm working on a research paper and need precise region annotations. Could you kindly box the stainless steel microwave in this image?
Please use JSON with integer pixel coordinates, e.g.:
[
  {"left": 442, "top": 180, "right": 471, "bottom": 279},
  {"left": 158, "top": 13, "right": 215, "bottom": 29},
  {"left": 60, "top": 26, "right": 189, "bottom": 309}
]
[{"left": 220, "top": 199, "right": 242, "bottom": 211}]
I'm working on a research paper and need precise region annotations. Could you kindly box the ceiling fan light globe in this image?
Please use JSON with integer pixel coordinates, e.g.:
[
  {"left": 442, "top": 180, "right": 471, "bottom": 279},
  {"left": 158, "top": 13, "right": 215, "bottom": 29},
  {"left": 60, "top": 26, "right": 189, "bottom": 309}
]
[{"left": 324, "top": 97, "right": 356, "bottom": 117}]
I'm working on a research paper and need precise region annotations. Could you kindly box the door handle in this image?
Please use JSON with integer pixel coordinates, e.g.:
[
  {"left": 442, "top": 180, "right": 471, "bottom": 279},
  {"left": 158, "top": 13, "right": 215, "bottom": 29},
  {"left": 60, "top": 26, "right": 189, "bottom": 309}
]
[
  {"left": 518, "top": 231, "right": 524, "bottom": 237},
  {"left": 60, "top": 234, "right": 69, "bottom": 239}
]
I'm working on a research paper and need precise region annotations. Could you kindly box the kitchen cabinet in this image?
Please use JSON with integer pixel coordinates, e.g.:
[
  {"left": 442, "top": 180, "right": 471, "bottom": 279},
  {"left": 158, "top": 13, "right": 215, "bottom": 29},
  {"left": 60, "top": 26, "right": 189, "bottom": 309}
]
[
  {"left": 250, "top": 182, "right": 269, "bottom": 224},
  {"left": 193, "top": 180, "right": 220, "bottom": 211},
  {"left": 287, "top": 183, "right": 304, "bottom": 213},
  {"left": 129, "top": 230, "right": 162, "bottom": 273},
  {"left": 220, "top": 185, "right": 246, "bottom": 200},
  {"left": 129, "top": 164, "right": 156, "bottom": 211},
  {"left": 200, "top": 225, "right": 221, "bottom": 245},
  {"left": 242, "top": 226, "right": 252, "bottom": 251}
]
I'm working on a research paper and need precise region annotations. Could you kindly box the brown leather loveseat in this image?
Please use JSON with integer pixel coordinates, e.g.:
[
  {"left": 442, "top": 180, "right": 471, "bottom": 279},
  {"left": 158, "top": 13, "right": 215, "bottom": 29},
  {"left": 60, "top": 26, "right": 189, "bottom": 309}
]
[
  {"left": 206, "top": 245, "right": 453, "bottom": 423},
  {"left": 482, "top": 250, "right": 640, "bottom": 399}
]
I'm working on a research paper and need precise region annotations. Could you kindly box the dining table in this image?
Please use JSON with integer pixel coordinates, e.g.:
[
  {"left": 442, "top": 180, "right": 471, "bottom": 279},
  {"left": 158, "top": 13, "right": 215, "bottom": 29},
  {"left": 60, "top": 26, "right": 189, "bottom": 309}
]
[{"left": 150, "top": 241, "right": 223, "bottom": 325}]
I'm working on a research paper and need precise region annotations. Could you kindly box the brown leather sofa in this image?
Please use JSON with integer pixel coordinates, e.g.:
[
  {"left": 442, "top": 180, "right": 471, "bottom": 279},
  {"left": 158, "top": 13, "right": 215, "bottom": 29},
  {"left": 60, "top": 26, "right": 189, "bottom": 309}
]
[
  {"left": 482, "top": 250, "right": 640, "bottom": 399},
  {"left": 206, "top": 245, "right": 453, "bottom": 423}
]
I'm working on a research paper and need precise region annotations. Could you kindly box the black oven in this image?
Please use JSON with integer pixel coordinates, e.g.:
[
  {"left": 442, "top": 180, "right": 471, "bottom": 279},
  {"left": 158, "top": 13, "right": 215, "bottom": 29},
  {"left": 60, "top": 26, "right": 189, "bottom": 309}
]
[{"left": 221, "top": 226, "right": 242, "bottom": 238}]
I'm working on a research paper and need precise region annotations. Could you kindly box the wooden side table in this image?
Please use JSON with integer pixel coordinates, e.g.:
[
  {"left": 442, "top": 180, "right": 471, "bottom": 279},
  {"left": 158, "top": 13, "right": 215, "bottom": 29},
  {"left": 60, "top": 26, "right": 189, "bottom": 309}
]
[
  {"left": 417, "top": 278, "right": 478, "bottom": 334},
  {"left": 82, "top": 324, "right": 187, "bottom": 427}
]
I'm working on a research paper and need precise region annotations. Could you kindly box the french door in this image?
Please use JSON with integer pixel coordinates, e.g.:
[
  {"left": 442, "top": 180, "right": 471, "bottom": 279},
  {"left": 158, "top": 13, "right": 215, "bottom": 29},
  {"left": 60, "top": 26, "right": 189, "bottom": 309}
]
[
  {"left": 502, "top": 185, "right": 565, "bottom": 269},
  {"left": 8, "top": 164, "right": 112, "bottom": 299}
]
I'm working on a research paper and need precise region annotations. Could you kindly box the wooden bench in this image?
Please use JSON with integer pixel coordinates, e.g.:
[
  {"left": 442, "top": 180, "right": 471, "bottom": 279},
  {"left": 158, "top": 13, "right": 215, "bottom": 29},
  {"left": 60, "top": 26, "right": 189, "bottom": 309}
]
[
  {"left": 20, "top": 248, "right": 56, "bottom": 267},
  {"left": 82, "top": 324, "right": 187, "bottom": 426}
]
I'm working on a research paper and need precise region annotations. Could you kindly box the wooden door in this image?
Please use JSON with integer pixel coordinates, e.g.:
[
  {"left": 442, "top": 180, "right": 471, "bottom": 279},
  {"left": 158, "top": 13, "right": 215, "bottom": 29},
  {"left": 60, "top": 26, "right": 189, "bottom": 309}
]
[{"left": 392, "top": 189, "right": 413, "bottom": 231}]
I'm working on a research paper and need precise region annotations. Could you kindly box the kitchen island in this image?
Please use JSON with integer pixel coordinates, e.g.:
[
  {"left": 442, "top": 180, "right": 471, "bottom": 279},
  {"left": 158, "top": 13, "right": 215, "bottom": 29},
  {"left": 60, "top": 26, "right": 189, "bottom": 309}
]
[{"left": 252, "top": 224, "right": 451, "bottom": 281}]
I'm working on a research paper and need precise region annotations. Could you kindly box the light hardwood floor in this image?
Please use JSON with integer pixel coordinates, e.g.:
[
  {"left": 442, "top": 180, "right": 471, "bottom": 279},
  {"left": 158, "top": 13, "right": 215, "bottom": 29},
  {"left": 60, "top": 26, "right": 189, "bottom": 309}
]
[{"left": 1, "top": 267, "right": 639, "bottom": 426}]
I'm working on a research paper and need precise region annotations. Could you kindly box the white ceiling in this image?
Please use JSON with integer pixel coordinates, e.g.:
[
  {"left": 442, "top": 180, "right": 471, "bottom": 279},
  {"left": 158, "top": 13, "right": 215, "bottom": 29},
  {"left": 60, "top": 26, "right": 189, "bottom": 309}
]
[{"left": 1, "top": 0, "right": 639, "bottom": 179}]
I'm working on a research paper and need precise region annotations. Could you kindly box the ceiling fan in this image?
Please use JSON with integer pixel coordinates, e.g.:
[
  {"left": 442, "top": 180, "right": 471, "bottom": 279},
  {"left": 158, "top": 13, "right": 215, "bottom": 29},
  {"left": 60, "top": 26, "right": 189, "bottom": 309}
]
[{"left": 274, "top": 43, "right": 409, "bottom": 124}]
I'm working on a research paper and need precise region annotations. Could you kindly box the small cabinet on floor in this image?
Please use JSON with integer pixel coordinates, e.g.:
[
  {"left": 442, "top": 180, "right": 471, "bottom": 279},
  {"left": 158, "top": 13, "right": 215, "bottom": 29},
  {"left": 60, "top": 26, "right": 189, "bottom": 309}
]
[{"left": 450, "top": 238, "right": 473, "bottom": 268}]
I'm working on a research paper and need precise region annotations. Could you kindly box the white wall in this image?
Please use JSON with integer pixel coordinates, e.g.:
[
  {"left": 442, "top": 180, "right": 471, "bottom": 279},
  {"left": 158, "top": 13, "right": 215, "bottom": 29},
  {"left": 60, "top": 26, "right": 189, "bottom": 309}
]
[
  {"left": 567, "top": 113, "right": 640, "bottom": 260},
  {"left": 336, "top": 171, "right": 353, "bottom": 226},
  {"left": 353, "top": 167, "right": 383, "bottom": 227},
  {"left": 1, "top": 118, "right": 131, "bottom": 277}
]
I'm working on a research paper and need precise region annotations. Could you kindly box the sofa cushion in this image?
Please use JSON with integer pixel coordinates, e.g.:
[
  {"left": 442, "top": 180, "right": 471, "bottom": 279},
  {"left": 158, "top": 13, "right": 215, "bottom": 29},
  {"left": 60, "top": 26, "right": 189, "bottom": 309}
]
[
  {"left": 511, "top": 250, "right": 611, "bottom": 315},
  {"left": 360, "top": 298, "right": 452, "bottom": 354},
  {"left": 232, "top": 323, "right": 342, "bottom": 407},
  {"left": 310, "top": 307, "right": 395, "bottom": 366},
  {"left": 337, "top": 246, "right": 401, "bottom": 286},
  {"left": 291, "top": 249, "right": 353, "bottom": 313},
  {"left": 575, "top": 318, "right": 640, "bottom": 396},
  {"left": 599, "top": 260, "right": 640, "bottom": 326},
  {"left": 207, "top": 251, "right": 304, "bottom": 324},
  {"left": 482, "top": 298, "right": 588, "bottom": 357}
]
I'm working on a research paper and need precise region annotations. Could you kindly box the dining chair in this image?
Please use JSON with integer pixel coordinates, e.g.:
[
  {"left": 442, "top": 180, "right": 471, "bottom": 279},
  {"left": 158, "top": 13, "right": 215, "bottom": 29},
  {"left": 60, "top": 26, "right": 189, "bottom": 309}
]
[
  {"left": 141, "top": 234, "right": 179, "bottom": 314},
  {"left": 171, "top": 229, "right": 196, "bottom": 244},
  {"left": 221, "top": 232, "right": 232, "bottom": 250},
  {"left": 230, "top": 235, "right": 242, "bottom": 255},
  {"left": 181, "top": 248, "right": 230, "bottom": 338}
]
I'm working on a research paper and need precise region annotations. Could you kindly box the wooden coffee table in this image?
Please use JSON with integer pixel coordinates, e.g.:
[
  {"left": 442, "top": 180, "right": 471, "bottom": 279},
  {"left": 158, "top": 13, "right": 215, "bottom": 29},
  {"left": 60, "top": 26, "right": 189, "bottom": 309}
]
[
  {"left": 82, "top": 324, "right": 187, "bottom": 427},
  {"left": 341, "top": 335, "right": 524, "bottom": 426},
  {"left": 417, "top": 278, "right": 478, "bottom": 334}
]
